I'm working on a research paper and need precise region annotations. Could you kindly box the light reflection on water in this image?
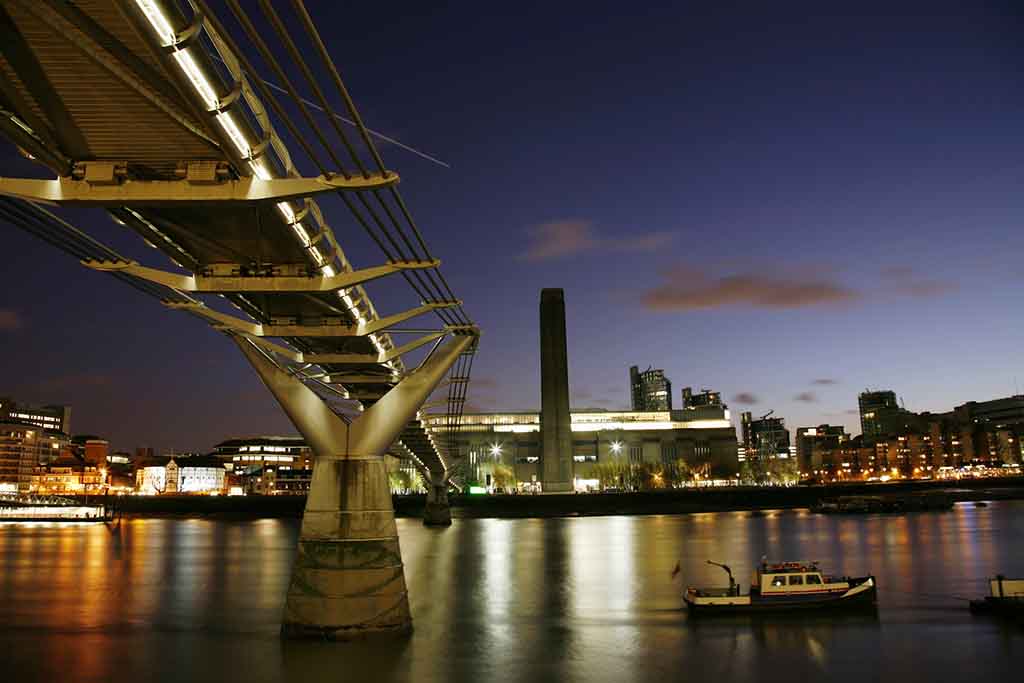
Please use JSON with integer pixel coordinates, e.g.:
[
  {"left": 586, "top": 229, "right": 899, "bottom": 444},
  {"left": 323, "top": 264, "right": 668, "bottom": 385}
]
[{"left": 1, "top": 503, "right": 1022, "bottom": 682}]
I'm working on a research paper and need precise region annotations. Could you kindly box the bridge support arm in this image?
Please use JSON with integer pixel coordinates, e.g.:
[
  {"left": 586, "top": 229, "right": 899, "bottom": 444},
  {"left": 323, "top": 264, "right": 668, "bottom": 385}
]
[{"left": 232, "top": 331, "right": 475, "bottom": 639}]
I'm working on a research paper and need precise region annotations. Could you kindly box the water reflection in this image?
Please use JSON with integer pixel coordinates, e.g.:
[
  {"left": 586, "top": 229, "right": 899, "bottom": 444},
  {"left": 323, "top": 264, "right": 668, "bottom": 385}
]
[{"left": 0, "top": 504, "right": 1022, "bottom": 682}]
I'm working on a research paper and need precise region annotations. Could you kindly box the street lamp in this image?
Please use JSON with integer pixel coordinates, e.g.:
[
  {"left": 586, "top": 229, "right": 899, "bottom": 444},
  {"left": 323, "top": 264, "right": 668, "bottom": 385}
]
[
  {"left": 610, "top": 440, "right": 622, "bottom": 454},
  {"left": 489, "top": 443, "right": 503, "bottom": 458}
]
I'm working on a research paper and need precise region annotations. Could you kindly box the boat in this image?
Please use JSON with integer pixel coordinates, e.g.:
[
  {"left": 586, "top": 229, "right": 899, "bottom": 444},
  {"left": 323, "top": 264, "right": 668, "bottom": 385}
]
[
  {"left": 969, "top": 576, "right": 1024, "bottom": 617},
  {"left": 684, "top": 560, "right": 877, "bottom": 614}
]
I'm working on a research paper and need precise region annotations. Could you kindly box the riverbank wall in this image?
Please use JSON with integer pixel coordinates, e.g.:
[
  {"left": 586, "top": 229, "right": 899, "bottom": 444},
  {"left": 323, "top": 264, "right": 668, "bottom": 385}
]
[{"left": 66, "top": 477, "right": 1024, "bottom": 519}]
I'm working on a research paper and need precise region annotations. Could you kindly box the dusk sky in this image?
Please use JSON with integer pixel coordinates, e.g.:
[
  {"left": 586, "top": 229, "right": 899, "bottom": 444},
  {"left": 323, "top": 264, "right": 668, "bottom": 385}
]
[{"left": 2, "top": 0, "right": 1024, "bottom": 453}]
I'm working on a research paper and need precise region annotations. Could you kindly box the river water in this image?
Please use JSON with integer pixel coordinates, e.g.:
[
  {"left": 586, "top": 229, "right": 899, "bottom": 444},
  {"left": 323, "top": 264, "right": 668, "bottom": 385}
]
[{"left": 1, "top": 502, "right": 1022, "bottom": 682}]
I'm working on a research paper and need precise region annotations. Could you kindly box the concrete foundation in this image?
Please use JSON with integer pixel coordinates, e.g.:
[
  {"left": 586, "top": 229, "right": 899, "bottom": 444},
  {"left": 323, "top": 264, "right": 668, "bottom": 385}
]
[
  {"left": 423, "top": 473, "right": 452, "bottom": 526},
  {"left": 281, "top": 455, "right": 411, "bottom": 639}
]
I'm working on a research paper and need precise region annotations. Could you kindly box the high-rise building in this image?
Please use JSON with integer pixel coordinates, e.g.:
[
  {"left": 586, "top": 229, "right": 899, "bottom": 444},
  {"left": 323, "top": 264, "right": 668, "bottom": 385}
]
[
  {"left": 0, "top": 397, "right": 70, "bottom": 434},
  {"left": 629, "top": 366, "right": 673, "bottom": 411},
  {"left": 539, "top": 289, "right": 573, "bottom": 492}
]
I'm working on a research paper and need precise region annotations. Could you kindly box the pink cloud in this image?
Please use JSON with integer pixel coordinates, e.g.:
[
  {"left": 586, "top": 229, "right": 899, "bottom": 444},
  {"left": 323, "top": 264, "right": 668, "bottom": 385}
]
[{"left": 523, "top": 220, "right": 673, "bottom": 261}]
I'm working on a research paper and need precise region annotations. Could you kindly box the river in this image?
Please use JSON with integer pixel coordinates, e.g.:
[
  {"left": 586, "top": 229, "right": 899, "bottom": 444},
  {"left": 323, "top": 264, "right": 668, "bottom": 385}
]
[{"left": 1, "top": 502, "right": 1022, "bottom": 682}]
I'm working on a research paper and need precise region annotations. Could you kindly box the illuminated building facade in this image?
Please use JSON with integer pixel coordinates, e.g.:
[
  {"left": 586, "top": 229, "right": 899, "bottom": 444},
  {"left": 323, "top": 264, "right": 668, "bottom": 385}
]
[
  {"left": 135, "top": 456, "right": 226, "bottom": 495},
  {"left": 0, "top": 421, "right": 66, "bottom": 493},
  {"left": 212, "top": 436, "right": 312, "bottom": 468},
  {"left": 630, "top": 366, "right": 673, "bottom": 411},
  {"left": 0, "top": 398, "right": 71, "bottom": 434},
  {"left": 32, "top": 455, "right": 105, "bottom": 494},
  {"left": 212, "top": 437, "right": 313, "bottom": 494},
  {"left": 795, "top": 425, "right": 851, "bottom": 479},
  {"left": 425, "top": 409, "right": 738, "bottom": 489}
]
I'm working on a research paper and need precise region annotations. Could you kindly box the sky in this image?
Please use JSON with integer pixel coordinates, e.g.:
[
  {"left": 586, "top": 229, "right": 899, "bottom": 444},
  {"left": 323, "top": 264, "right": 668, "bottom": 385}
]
[{"left": 2, "top": 0, "right": 1024, "bottom": 452}]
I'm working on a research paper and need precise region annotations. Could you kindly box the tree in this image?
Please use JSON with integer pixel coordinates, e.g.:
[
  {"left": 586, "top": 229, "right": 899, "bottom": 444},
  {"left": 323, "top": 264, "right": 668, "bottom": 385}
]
[{"left": 482, "top": 463, "right": 516, "bottom": 492}]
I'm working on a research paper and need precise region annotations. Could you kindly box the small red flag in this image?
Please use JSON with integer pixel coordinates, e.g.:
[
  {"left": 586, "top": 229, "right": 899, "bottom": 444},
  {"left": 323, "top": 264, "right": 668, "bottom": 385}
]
[{"left": 670, "top": 561, "right": 681, "bottom": 579}]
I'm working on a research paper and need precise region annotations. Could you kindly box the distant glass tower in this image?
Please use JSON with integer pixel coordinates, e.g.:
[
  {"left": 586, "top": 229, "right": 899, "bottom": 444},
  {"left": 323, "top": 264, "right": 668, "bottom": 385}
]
[
  {"left": 539, "top": 289, "right": 573, "bottom": 492},
  {"left": 629, "top": 366, "right": 673, "bottom": 411}
]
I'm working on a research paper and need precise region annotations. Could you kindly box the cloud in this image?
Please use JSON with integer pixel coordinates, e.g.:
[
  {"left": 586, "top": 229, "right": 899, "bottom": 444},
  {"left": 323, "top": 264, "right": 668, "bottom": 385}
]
[
  {"left": 794, "top": 391, "right": 817, "bottom": 403},
  {"left": 471, "top": 376, "right": 498, "bottom": 390},
  {"left": 733, "top": 392, "right": 759, "bottom": 406},
  {"left": 0, "top": 309, "right": 23, "bottom": 330},
  {"left": 642, "top": 268, "right": 860, "bottom": 311},
  {"left": 522, "top": 219, "right": 673, "bottom": 261},
  {"left": 811, "top": 378, "right": 838, "bottom": 385},
  {"left": 845, "top": 408, "right": 860, "bottom": 415},
  {"left": 879, "top": 267, "right": 957, "bottom": 298}
]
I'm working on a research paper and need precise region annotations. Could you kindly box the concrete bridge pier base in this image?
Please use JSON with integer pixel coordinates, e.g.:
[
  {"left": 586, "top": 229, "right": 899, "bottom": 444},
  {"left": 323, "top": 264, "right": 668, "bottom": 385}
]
[
  {"left": 423, "top": 472, "right": 451, "bottom": 526},
  {"left": 281, "top": 454, "right": 411, "bottom": 639},
  {"left": 232, "top": 332, "right": 475, "bottom": 639}
]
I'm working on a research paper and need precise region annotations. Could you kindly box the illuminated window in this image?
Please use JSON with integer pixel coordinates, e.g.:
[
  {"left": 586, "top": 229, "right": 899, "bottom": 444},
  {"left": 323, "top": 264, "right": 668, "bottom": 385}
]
[{"left": 771, "top": 576, "right": 785, "bottom": 587}]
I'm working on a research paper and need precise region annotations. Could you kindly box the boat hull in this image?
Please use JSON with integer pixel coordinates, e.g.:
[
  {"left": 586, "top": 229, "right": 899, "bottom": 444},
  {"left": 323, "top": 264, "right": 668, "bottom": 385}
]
[
  {"left": 969, "top": 597, "right": 1024, "bottom": 617},
  {"left": 685, "top": 577, "right": 877, "bottom": 615}
]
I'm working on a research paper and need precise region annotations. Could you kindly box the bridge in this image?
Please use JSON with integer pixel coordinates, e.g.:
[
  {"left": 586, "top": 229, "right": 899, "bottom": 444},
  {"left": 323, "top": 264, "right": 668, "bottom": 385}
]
[{"left": 0, "top": 0, "right": 478, "bottom": 638}]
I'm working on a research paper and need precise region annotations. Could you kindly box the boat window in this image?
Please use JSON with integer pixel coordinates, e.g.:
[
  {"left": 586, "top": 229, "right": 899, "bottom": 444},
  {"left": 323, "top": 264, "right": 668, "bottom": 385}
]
[
  {"left": 788, "top": 575, "right": 804, "bottom": 585},
  {"left": 806, "top": 574, "right": 822, "bottom": 584},
  {"left": 771, "top": 576, "right": 786, "bottom": 587}
]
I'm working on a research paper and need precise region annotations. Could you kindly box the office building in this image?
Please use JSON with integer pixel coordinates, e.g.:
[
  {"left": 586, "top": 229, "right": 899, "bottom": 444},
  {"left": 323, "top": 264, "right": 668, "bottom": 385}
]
[
  {"left": 539, "top": 289, "right": 573, "bottom": 492},
  {"left": 0, "top": 397, "right": 70, "bottom": 434},
  {"left": 212, "top": 436, "right": 312, "bottom": 468},
  {"left": 630, "top": 366, "right": 673, "bottom": 411}
]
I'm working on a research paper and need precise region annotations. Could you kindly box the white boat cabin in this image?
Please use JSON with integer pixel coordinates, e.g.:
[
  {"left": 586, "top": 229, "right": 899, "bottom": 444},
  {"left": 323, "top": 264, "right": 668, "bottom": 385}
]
[
  {"left": 988, "top": 577, "right": 1024, "bottom": 598},
  {"left": 754, "top": 562, "right": 848, "bottom": 594}
]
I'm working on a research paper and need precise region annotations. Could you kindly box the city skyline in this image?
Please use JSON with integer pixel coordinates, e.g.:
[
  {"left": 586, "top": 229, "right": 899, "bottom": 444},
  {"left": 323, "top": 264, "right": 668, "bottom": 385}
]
[{"left": 3, "top": 1, "right": 1024, "bottom": 453}]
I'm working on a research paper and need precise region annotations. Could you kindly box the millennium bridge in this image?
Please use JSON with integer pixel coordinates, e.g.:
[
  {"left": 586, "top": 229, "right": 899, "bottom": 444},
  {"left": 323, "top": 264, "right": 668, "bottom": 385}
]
[{"left": 0, "top": 0, "right": 478, "bottom": 638}]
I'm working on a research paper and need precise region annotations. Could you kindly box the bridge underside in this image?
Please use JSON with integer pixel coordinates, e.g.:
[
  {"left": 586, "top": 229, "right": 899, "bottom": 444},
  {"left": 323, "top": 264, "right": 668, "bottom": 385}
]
[{"left": 0, "top": 0, "right": 478, "bottom": 638}]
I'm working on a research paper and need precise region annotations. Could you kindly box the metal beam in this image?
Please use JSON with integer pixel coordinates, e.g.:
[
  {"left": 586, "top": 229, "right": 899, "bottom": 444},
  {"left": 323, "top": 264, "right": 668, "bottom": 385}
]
[
  {"left": 326, "top": 375, "right": 399, "bottom": 384},
  {"left": 306, "top": 330, "right": 449, "bottom": 365},
  {"left": 83, "top": 258, "right": 439, "bottom": 293},
  {"left": 161, "top": 300, "right": 460, "bottom": 342},
  {"left": 0, "top": 173, "right": 398, "bottom": 206}
]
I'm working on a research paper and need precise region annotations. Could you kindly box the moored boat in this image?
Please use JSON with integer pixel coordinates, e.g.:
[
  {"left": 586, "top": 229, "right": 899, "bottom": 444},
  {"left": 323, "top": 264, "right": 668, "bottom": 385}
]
[
  {"left": 684, "top": 560, "right": 876, "bottom": 614},
  {"left": 969, "top": 575, "right": 1024, "bottom": 617}
]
